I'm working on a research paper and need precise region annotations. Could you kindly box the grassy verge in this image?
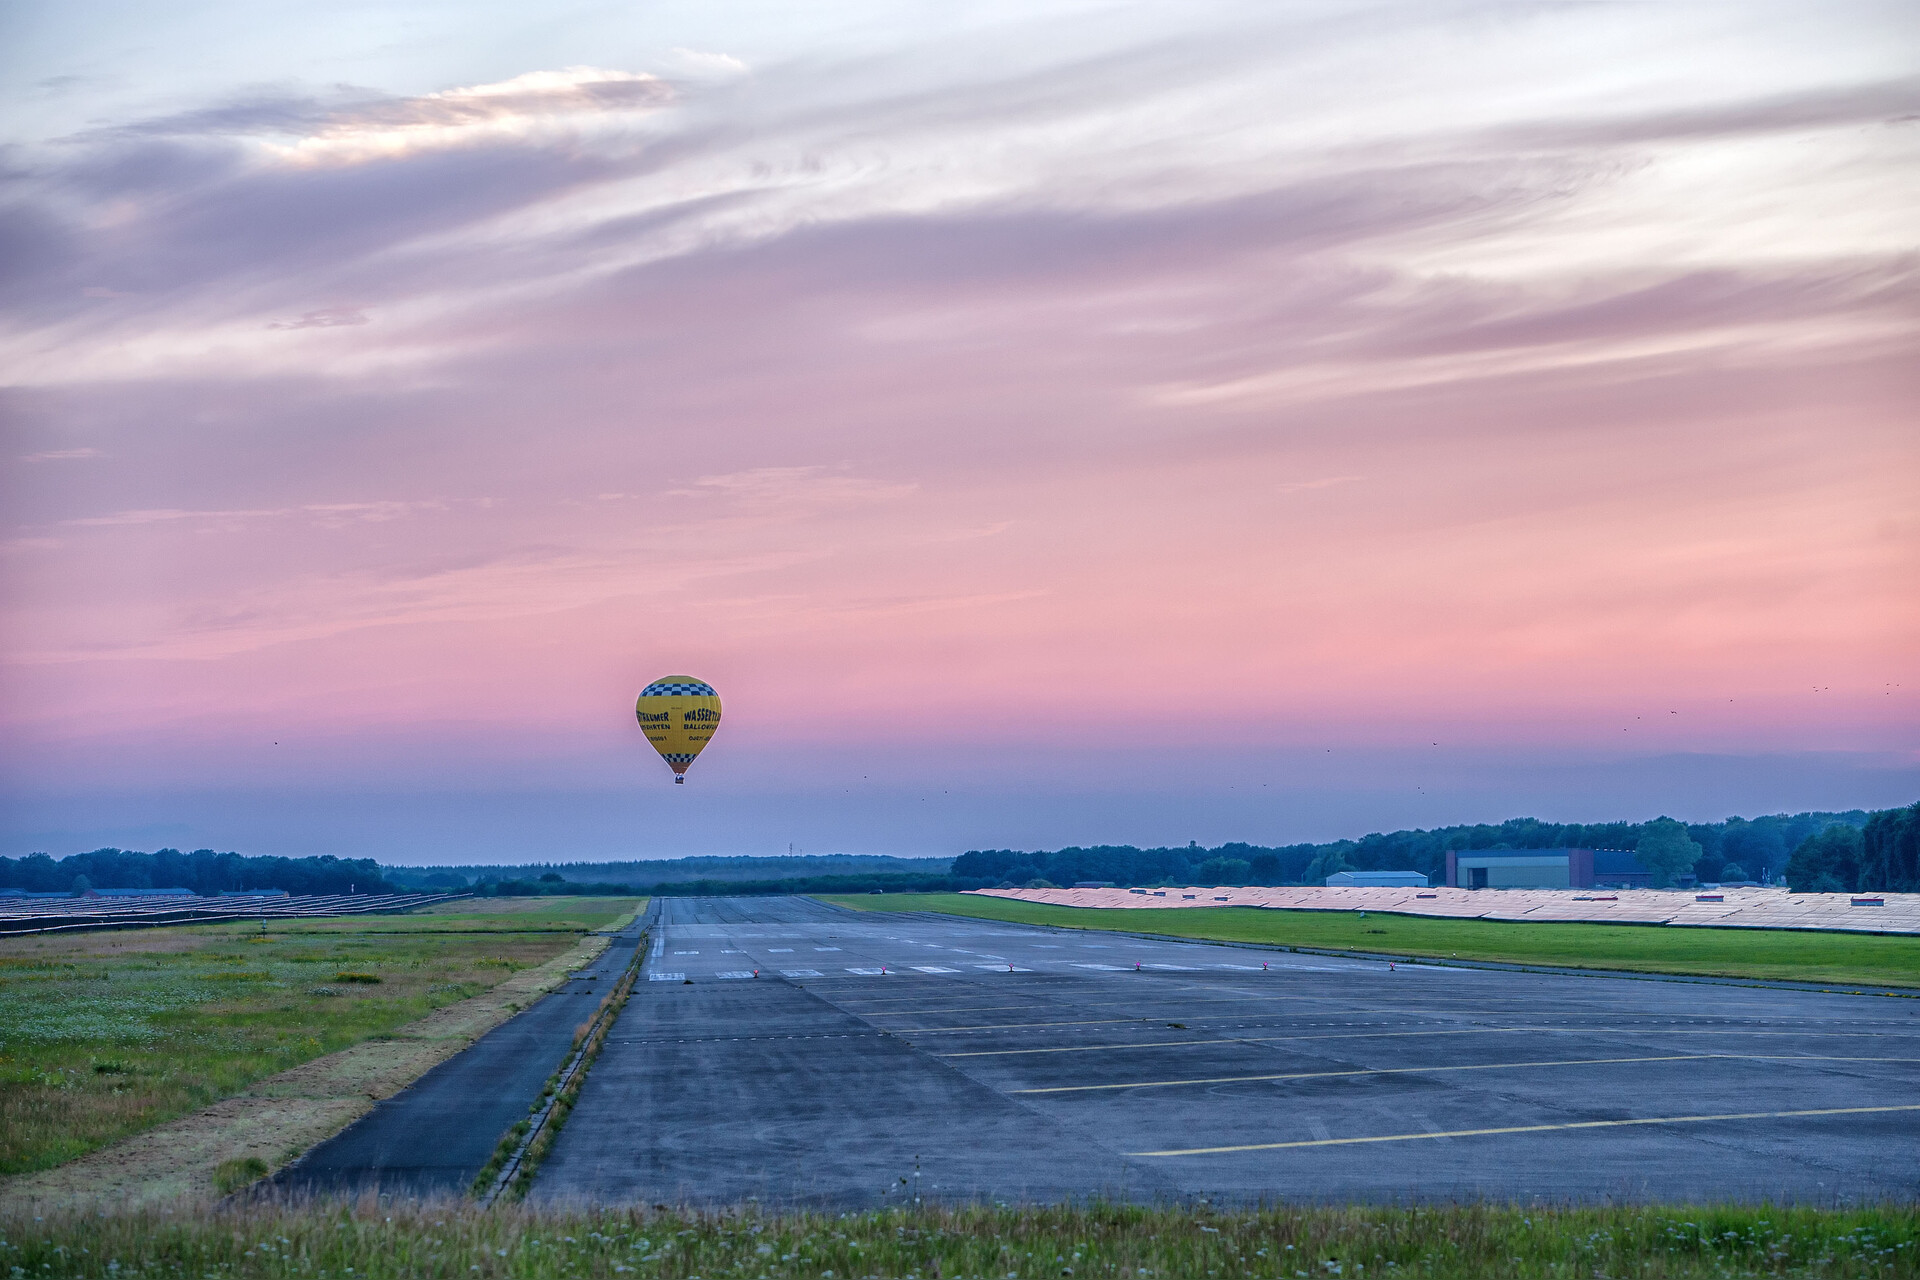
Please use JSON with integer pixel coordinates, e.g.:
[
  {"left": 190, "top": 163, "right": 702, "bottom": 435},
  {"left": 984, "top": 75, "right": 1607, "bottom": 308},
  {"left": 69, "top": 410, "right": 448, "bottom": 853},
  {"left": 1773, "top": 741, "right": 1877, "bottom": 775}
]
[
  {"left": 2, "top": 1202, "right": 1914, "bottom": 1277},
  {"left": 821, "top": 894, "right": 1920, "bottom": 989},
  {"left": 0, "top": 897, "right": 640, "bottom": 1176}
]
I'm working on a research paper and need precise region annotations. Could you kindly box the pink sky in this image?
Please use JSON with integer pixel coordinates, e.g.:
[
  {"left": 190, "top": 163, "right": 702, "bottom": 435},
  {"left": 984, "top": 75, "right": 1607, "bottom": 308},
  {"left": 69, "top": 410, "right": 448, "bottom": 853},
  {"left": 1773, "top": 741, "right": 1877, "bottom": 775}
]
[{"left": 2, "top": 1, "right": 1915, "bottom": 860}]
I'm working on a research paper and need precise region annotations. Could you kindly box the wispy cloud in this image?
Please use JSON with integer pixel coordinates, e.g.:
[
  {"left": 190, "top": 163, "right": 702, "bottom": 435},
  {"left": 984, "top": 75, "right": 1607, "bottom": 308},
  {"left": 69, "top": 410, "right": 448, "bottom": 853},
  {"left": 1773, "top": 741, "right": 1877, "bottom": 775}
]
[
  {"left": 59, "top": 501, "right": 446, "bottom": 529},
  {"left": 667, "top": 467, "right": 918, "bottom": 510},
  {"left": 21, "top": 448, "right": 105, "bottom": 461},
  {"left": 90, "top": 67, "right": 673, "bottom": 153},
  {"left": 269, "top": 67, "right": 675, "bottom": 165},
  {"left": 666, "top": 48, "right": 750, "bottom": 79},
  {"left": 267, "top": 308, "right": 369, "bottom": 330},
  {"left": 1276, "top": 476, "right": 1362, "bottom": 494}
]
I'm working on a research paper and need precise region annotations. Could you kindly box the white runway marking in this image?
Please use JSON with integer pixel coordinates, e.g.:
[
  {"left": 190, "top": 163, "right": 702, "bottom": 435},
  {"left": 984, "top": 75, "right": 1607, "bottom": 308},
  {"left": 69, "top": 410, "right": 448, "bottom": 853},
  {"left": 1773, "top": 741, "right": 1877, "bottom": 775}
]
[
  {"left": 674, "top": 951, "right": 699, "bottom": 955},
  {"left": 649, "top": 972, "right": 686, "bottom": 982},
  {"left": 846, "top": 968, "right": 887, "bottom": 976},
  {"left": 715, "top": 971, "right": 755, "bottom": 979},
  {"left": 769, "top": 948, "right": 794, "bottom": 953},
  {"left": 815, "top": 947, "right": 841, "bottom": 951},
  {"left": 913, "top": 965, "right": 961, "bottom": 973},
  {"left": 781, "top": 969, "right": 824, "bottom": 977},
  {"left": 1134, "top": 1103, "right": 1920, "bottom": 1158},
  {"left": 1072, "top": 963, "right": 1127, "bottom": 971},
  {"left": 973, "top": 964, "right": 1033, "bottom": 972}
]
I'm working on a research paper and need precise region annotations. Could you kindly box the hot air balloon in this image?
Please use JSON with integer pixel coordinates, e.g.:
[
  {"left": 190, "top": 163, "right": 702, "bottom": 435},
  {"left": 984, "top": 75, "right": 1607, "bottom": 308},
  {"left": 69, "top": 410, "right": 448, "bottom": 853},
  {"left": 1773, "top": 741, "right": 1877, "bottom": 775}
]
[{"left": 635, "top": 676, "right": 723, "bottom": 783}]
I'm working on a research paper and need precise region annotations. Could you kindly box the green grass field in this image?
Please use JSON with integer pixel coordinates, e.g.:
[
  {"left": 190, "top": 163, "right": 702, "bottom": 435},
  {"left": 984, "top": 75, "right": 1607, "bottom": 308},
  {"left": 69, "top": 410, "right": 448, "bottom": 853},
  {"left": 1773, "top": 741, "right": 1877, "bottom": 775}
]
[
  {"left": 0, "top": 896, "right": 639, "bottom": 1177},
  {"left": 3, "top": 1202, "right": 1913, "bottom": 1278},
  {"left": 823, "top": 894, "right": 1920, "bottom": 989}
]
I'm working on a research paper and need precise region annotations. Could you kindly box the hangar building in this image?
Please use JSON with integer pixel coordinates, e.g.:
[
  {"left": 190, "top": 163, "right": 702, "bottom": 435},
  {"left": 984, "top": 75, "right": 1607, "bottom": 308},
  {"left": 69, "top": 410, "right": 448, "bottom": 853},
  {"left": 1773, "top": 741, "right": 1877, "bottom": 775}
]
[{"left": 1444, "top": 848, "right": 1651, "bottom": 889}]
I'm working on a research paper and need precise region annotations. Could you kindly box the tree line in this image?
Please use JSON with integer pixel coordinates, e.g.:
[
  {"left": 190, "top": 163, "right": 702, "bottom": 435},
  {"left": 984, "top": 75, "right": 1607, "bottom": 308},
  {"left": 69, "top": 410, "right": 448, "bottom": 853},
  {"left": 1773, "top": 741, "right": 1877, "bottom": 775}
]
[
  {"left": 953, "top": 807, "right": 1909, "bottom": 892},
  {"left": 384, "top": 853, "right": 950, "bottom": 892},
  {"left": 0, "top": 848, "right": 393, "bottom": 897},
  {"left": 456, "top": 871, "right": 956, "bottom": 897},
  {"left": 1783, "top": 802, "right": 1920, "bottom": 894},
  {"left": 8, "top": 802, "right": 1912, "bottom": 900}
]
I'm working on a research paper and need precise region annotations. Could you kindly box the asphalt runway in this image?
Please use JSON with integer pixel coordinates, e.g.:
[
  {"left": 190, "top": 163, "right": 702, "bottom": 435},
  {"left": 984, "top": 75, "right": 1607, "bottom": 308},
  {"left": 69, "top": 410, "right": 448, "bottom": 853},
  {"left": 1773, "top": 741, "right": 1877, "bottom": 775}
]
[
  {"left": 275, "top": 909, "right": 651, "bottom": 1199},
  {"left": 531, "top": 896, "right": 1920, "bottom": 1208}
]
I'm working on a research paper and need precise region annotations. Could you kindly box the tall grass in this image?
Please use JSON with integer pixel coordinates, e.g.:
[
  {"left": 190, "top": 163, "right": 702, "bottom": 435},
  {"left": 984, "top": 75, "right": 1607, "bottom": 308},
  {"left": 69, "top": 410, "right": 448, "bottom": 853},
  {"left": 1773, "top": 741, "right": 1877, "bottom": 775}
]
[
  {"left": 1, "top": 1201, "right": 1913, "bottom": 1277},
  {"left": 826, "top": 895, "right": 1920, "bottom": 989}
]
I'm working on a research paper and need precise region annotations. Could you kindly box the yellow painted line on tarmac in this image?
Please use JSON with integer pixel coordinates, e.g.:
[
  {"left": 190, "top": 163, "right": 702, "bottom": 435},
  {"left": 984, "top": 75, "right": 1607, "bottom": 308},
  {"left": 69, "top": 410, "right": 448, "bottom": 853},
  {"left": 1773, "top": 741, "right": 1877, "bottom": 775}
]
[
  {"left": 1130, "top": 1103, "right": 1920, "bottom": 1157},
  {"left": 941, "top": 1027, "right": 1920, "bottom": 1058},
  {"left": 1013, "top": 1053, "right": 1920, "bottom": 1095}
]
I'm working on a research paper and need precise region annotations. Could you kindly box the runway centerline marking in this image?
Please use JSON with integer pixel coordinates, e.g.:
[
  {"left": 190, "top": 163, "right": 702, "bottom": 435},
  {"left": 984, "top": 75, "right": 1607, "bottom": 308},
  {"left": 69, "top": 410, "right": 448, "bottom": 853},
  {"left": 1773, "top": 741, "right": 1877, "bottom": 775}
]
[
  {"left": 1130, "top": 1103, "right": 1920, "bottom": 1157},
  {"left": 1009, "top": 1054, "right": 1920, "bottom": 1094}
]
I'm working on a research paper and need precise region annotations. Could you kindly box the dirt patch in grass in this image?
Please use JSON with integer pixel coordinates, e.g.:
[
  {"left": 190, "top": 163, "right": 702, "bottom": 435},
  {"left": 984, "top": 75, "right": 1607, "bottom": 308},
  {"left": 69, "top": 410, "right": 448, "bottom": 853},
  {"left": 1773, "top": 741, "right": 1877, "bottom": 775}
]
[
  {"left": 823, "top": 894, "right": 1920, "bottom": 989},
  {"left": 0, "top": 898, "right": 643, "bottom": 1193}
]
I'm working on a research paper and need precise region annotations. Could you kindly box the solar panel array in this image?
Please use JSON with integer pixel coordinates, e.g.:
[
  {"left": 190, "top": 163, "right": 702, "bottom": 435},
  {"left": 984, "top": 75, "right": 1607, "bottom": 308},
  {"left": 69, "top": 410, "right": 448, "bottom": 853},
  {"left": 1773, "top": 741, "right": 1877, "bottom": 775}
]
[
  {"left": 971, "top": 885, "right": 1920, "bottom": 935},
  {"left": 0, "top": 892, "right": 469, "bottom": 937}
]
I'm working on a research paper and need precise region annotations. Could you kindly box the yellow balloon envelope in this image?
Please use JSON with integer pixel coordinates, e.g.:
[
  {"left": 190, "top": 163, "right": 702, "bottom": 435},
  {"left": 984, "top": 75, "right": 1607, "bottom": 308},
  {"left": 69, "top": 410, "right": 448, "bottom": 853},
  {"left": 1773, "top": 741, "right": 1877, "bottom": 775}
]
[{"left": 635, "top": 676, "right": 723, "bottom": 783}]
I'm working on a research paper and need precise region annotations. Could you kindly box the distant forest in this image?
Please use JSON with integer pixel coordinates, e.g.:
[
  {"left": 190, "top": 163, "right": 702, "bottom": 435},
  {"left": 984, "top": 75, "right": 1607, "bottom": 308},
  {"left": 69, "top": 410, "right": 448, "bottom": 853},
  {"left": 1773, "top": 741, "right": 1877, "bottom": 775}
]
[
  {"left": 382, "top": 854, "right": 950, "bottom": 893},
  {"left": 955, "top": 805, "right": 1920, "bottom": 895},
  {"left": 0, "top": 849, "right": 391, "bottom": 896},
  {"left": 6, "top": 804, "right": 1914, "bottom": 898}
]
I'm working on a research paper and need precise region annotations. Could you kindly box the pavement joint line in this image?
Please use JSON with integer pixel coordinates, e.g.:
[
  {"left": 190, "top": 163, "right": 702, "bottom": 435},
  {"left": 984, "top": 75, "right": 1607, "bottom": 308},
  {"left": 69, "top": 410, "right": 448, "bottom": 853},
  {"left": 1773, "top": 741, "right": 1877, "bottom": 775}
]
[
  {"left": 1009, "top": 1053, "right": 1920, "bottom": 1094},
  {"left": 1128, "top": 1103, "right": 1920, "bottom": 1157},
  {"left": 936, "top": 1027, "right": 1920, "bottom": 1058},
  {"left": 843, "top": 1017, "right": 1147, "bottom": 1033}
]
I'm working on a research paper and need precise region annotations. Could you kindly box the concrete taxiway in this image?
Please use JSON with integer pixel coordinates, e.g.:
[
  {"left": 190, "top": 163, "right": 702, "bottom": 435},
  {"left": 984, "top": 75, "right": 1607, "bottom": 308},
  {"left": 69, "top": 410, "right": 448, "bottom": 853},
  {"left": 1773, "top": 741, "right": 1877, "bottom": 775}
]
[{"left": 532, "top": 896, "right": 1920, "bottom": 1207}]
